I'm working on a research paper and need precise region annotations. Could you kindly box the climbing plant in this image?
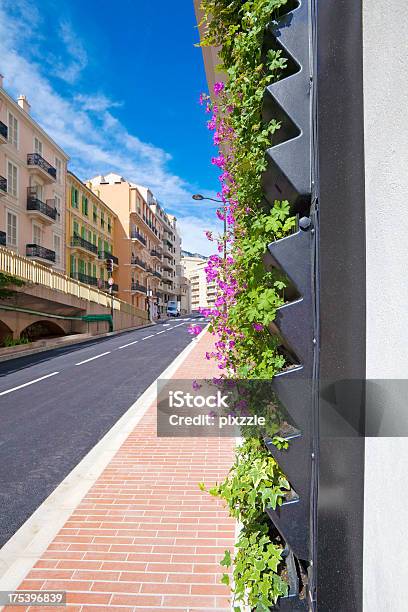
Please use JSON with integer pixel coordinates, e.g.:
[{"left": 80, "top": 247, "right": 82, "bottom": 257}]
[{"left": 196, "top": 0, "right": 296, "bottom": 608}]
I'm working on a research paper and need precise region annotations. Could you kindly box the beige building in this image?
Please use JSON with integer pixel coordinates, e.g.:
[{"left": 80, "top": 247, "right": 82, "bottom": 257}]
[
  {"left": 87, "top": 174, "right": 163, "bottom": 314},
  {"left": 182, "top": 253, "right": 215, "bottom": 311},
  {"left": 66, "top": 172, "right": 118, "bottom": 293},
  {"left": 0, "top": 76, "right": 68, "bottom": 270},
  {"left": 149, "top": 201, "right": 178, "bottom": 309}
]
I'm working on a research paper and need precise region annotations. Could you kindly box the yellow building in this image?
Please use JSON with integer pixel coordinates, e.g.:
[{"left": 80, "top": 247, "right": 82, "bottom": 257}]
[{"left": 65, "top": 171, "right": 118, "bottom": 293}]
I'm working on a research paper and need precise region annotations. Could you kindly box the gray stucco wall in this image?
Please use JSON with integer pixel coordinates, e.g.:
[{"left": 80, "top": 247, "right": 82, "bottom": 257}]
[{"left": 363, "top": 2, "right": 408, "bottom": 610}]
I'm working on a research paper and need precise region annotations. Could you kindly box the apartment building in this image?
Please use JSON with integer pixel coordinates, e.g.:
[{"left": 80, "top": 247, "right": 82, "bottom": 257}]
[
  {"left": 87, "top": 174, "right": 163, "bottom": 313},
  {"left": 66, "top": 172, "right": 118, "bottom": 293},
  {"left": 182, "top": 253, "right": 215, "bottom": 310},
  {"left": 149, "top": 201, "right": 178, "bottom": 309},
  {"left": 0, "top": 76, "right": 68, "bottom": 270}
]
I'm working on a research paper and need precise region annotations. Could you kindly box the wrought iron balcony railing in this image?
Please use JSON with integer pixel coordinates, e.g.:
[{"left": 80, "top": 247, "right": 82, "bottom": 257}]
[
  {"left": 27, "top": 153, "right": 57, "bottom": 179},
  {"left": 151, "top": 249, "right": 162, "bottom": 259},
  {"left": 0, "top": 176, "right": 6, "bottom": 194},
  {"left": 71, "top": 234, "right": 98, "bottom": 255},
  {"left": 0, "top": 121, "right": 8, "bottom": 140},
  {"left": 131, "top": 256, "right": 146, "bottom": 269},
  {"left": 0, "top": 231, "right": 6, "bottom": 246},
  {"left": 98, "top": 251, "right": 118, "bottom": 265},
  {"left": 131, "top": 281, "right": 147, "bottom": 294},
  {"left": 130, "top": 230, "right": 147, "bottom": 245},
  {"left": 26, "top": 244, "right": 56, "bottom": 262},
  {"left": 153, "top": 271, "right": 162, "bottom": 279},
  {"left": 70, "top": 272, "right": 98, "bottom": 287},
  {"left": 101, "top": 280, "right": 118, "bottom": 293},
  {"left": 27, "top": 189, "right": 57, "bottom": 220}
]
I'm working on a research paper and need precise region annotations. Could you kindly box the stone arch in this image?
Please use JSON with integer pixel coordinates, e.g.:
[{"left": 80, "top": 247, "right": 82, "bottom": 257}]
[
  {"left": 20, "top": 319, "right": 66, "bottom": 342},
  {"left": 0, "top": 320, "right": 14, "bottom": 345}
]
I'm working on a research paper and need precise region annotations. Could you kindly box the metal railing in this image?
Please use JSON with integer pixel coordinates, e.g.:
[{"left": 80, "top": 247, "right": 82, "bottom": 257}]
[
  {"left": 131, "top": 256, "right": 146, "bottom": 269},
  {"left": 0, "top": 121, "right": 7, "bottom": 140},
  {"left": 153, "top": 271, "right": 162, "bottom": 279},
  {"left": 131, "top": 281, "right": 147, "bottom": 294},
  {"left": 27, "top": 153, "right": 57, "bottom": 180},
  {"left": 0, "top": 176, "right": 6, "bottom": 194},
  {"left": 71, "top": 234, "right": 98, "bottom": 255},
  {"left": 98, "top": 251, "right": 118, "bottom": 265},
  {"left": 151, "top": 249, "right": 162, "bottom": 259},
  {"left": 70, "top": 272, "right": 98, "bottom": 286},
  {"left": 27, "top": 189, "right": 57, "bottom": 221},
  {"left": 130, "top": 229, "right": 147, "bottom": 245},
  {"left": 26, "top": 244, "right": 56, "bottom": 262},
  {"left": 0, "top": 245, "right": 148, "bottom": 319}
]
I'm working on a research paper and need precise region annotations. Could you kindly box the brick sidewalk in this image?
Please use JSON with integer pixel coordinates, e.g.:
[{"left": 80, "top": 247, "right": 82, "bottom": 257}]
[{"left": 5, "top": 331, "right": 236, "bottom": 611}]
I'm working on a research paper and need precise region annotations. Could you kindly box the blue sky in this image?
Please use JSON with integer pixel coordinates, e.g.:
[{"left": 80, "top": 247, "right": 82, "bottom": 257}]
[{"left": 0, "top": 0, "right": 221, "bottom": 254}]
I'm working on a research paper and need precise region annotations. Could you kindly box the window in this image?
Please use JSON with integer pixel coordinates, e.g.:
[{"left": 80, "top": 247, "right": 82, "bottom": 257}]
[
  {"left": 7, "top": 161, "right": 18, "bottom": 197},
  {"left": 71, "top": 186, "right": 78, "bottom": 208},
  {"left": 100, "top": 211, "right": 105, "bottom": 228},
  {"left": 82, "top": 195, "right": 88, "bottom": 216},
  {"left": 54, "top": 194, "right": 61, "bottom": 219},
  {"left": 70, "top": 255, "right": 76, "bottom": 274},
  {"left": 81, "top": 226, "right": 86, "bottom": 240},
  {"left": 55, "top": 158, "right": 62, "bottom": 184},
  {"left": 33, "top": 223, "right": 42, "bottom": 246},
  {"left": 8, "top": 112, "right": 18, "bottom": 147},
  {"left": 6, "top": 211, "right": 17, "bottom": 247},
  {"left": 93, "top": 205, "right": 98, "bottom": 223},
  {"left": 73, "top": 220, "right": 79, "bottom": 236},
  {"left": 107, "top": 217, "right": 111, "bottom": 233},
  {"left": 34, "top": 137, "right": 43, "bottom": 156},
  {"left": 54, "top": 234, "right": 61, "bottom": 264}
]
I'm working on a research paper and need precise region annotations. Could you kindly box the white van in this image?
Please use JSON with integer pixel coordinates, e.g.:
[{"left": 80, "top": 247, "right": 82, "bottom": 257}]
[{"left": 166, "top": 302, "right": 180, "bottom": 317}]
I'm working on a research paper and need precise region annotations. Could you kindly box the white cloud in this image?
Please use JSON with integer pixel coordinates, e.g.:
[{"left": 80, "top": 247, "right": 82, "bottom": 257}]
[
  {"left": 177, "top": 215, "right": 222, "bottom": 257},
  {"left": 53, "top": 20, "right": 88, "bottom": 84},
  {"left": 0, "top": 0, "right": 217, "bottom": 250}
]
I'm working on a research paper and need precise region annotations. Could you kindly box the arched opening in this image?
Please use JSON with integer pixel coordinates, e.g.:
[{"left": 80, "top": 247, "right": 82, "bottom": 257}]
[
  {"left": 21, "top": 320, "right": 66, "bottom": 342},
  {"left": 0, "top": 320, "right": 14, "bottom": 346}
]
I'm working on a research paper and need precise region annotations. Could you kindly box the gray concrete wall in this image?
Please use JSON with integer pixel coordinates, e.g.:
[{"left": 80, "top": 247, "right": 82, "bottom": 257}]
[{"left": 363, "top": 2, "right": 408, "bottom": 610}]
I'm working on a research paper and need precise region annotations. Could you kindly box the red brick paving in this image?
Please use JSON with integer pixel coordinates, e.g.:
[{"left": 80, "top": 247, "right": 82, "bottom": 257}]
[{"left": 5, "top": 331, "right": 235, "bottom": 610}]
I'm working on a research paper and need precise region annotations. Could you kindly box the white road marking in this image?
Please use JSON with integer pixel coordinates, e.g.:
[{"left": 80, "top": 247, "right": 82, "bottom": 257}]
[
  {"left": 75, "top": 352, "right": 110, "bottom": 366},
  {"left": 118, "top": 340, "right": 139, "bottom": 349},
  {"left": 0, "top": 372, "right": 59, "bottom": 397},
  {"left": 156, "top": 330, "right": 166, "bottom": 335},
  {"left": 171, "top": 323, "right": 186, "bottom": 328},
  {"left": 142, "top": 335, "right": 154, "bottom": 340},
  {"left": 163, "top": 323, "right": 170, "bottom": 326}
]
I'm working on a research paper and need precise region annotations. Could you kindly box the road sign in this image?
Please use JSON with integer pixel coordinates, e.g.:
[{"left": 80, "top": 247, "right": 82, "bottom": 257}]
[{"left": 108, "top": 277, "right": 114, "bottom": 286}]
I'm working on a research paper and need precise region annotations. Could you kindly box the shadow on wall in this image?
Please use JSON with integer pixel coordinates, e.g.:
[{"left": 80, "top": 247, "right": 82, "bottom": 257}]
[{"left": 20, "top": 320, "right": 66, "bottom": 343}]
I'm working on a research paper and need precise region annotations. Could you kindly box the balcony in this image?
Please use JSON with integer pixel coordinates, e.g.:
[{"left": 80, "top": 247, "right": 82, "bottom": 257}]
[
  {"left": 27, "top": 188, "right": 57, "bottom": 224},
  {"left": 98, "top": 251, "right": 119, "bottom": 265},
  {"left": 27, "top": 153, "right": 57, "bottom": 183},
  {"left": 151, "top": 249, "right": 162, "bottom": 260},
  {"left": 101, "top": 280, "right": 118, "bottom": 293},
  {"left": 0, "top": 231, "right": 6, "bottom": 246},
  {"left": 26, "top": 244, "right": 56, "bottom": 265},
  {"left": 71, "top": 272, "right": 98, "bottom": 287},
  {"left": 131, "top": 281, "right": 147, "bottom": 294},
  {"left": 130, "top": 229, "right": 147, "bottom": 246},
  {"left": 0, "top": 176, "right": 6, "bottom": 197},
  {"left": 71, "top": 234, "right": 98, "bottom": 255},
  {"left": 0, "top": 121, "right": 7, "bottom": 145},
  {"left": 131, "top": 256, "right": 146, "bottom": 270},
  {"left": 153, "top": 271, "right": 162, "bottom": 279}
]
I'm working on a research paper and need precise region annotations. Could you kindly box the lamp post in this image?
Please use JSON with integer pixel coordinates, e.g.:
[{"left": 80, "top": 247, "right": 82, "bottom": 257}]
[{"left": 192, "top": 194, "right": 227, "bottom": 265}]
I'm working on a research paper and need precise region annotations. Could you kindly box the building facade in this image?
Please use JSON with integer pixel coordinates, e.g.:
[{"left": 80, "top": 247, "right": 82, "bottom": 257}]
[
  {"left": 149, "top": 202, "right": 178, "bottom": 310},
  {"left": 182, "top": 253, "right": 214, "bottom": 311},
  {"left": 0, "top": 77, "right": 68, "bottom": 271},
  {"left": 66, "top": 172, "right": 118, "bottom": 293},
  {"left": 87, "top": 174, "right": 164, "bottom": 314}
]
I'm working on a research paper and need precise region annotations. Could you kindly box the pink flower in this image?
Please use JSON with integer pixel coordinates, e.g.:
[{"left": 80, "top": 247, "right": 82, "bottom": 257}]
[
  {"left": 213, "top": 81, "right": 224, "bottom": 96},
  {"left": 192, "top": 379, "right": 202, "bottom": 390},
  {"left": 253, "top": 323, "right": 264, "bottom": 332},
  {"left": 188, "top": 324, "right": 202, "bottom": 336}
]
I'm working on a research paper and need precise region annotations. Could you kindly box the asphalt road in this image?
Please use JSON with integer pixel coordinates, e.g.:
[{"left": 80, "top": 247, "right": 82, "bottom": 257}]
[{"left": 0, "top": 314, "right": 207, "bottom": 548}]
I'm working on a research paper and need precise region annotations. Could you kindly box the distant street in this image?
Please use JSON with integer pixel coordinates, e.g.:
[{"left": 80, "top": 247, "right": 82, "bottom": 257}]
[{"left": 0, "top": 315, "right": 207, "bottom": 548}]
